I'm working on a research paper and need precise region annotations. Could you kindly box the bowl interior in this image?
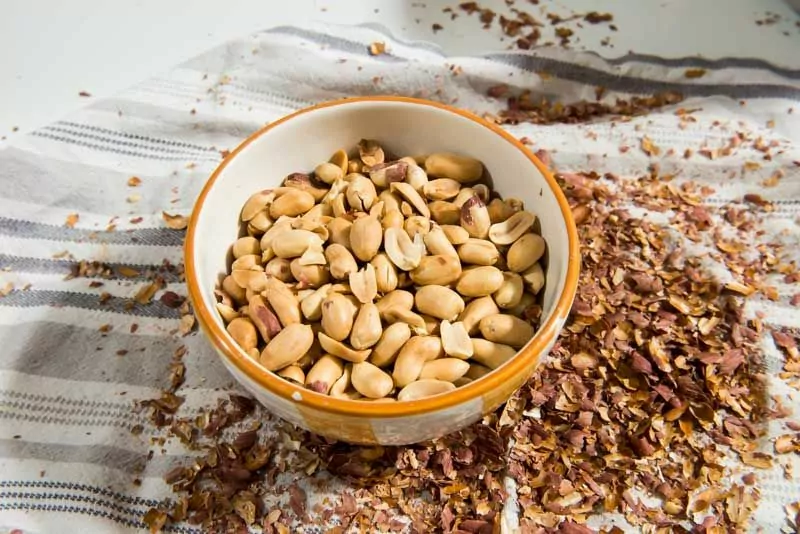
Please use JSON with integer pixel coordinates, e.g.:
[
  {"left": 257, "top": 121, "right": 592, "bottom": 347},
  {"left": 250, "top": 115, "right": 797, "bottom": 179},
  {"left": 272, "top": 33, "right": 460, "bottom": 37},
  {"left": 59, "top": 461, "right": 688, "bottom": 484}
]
[{"left": 191, "top": 99, "right": 572, "bottom": 398}]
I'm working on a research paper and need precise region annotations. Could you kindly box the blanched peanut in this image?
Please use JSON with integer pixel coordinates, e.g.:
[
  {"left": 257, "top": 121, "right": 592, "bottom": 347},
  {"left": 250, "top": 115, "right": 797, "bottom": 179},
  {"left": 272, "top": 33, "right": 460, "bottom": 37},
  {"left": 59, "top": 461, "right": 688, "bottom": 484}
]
[
  {"left": 382, "top": 209, "right": 404, "bottom": 230},
  {"left": 330, "top": 364, "right": 352, "bottom": 397},
  {"left": 329, "top": 149, "right": 348, "bottom": 172},
  {"left": 269, "top": 189, "right": 315, "bottom": 219},
  {"left": 326, "top": 244, "right": 358, "bottom": 279},
  {"left": 371, "top": 253, "right": 398, "bottom": 293},
  {"left": 231, "top": 254, "right": 262, "bottom": 271},
  {"left": 414, "top": 285, "right": 465, "bottom": 321},
  {"left": 247, "top": 295, "right": 282, "bottom": 342},
  {"left": 223, "top": 275, "right": 247, "bottom": 305},
  {"left": 453, "top": 187, "right": 476, "bottom": 208},
  {"left": 423, "top": 178, "right": 461, "bottom": 201},
  {"left": 390, "top": 182, "right": 430, "bottom": 218},
  {"left": 424, "top": 224, "right": 458, "bottom": 259},
  {"left": 521, "top": 262, "right": 545, "bottom": 294},
  {"left": 272, "top": 229, "right": 323, "bottom": 259},
  {"left": 440, "top": 320, "right": 473, "bottom": 359},
  {"left": 420, "top": 359, "right": 470, "bottom": 382},
  {"left": 349, "top": 264, "right": 378, "bottom": 304},
  {"left": 370, "top": 322, "right": 412, "bottom": 368},
  {"left": 383, "top": 307, "right": 429, "bottom": 336},
  {"left": 487, "top": 198, "right": 517, "bottom": 223},
  {"left": 321, "top": 292, "right": 357, "bottom": 341},
  {"left": 488, "top": 210, "right": 536, "bottom": 245},
  {"left": 350, "top": 303, "right": 382, "bottom": 350},
  {"left": 465, "top": 363, "right": 493, "bottom": 380},
  {"left": 248, "top": 210, "right": 273, "bottom": 234},
  {"left": 376, "top": 290, "right": 414, "bottom": 320},
  {"left": 471, "top": 338, "right": 517, "bottom": 369},
  {"left": 384, "top": 227, "right": 425, "bottom": 271},
  {"left": 346, "top": 174, "right": 377, "bottom": 212},
  {"left": 458, "top": 239, "right": 500, "bottom": 266},
  {"left": 397, "top": 379, "right": 456, "bottom": 401},
  {"left": 406, "top": 164, "right": 429, "bottom": 192},
  {"left": 507, "top": 233, "right": 546, "bottom": 273},
  {"left": 278, "top": 365, "right": 305, "bottom": 384},
  {"left": 290, "top": 260, "right": 330, "bottom": 288},
  {"left": 458, "top": 296, "right": 500, "bottom": 335},
  {"left": 216, "top": 302, "right": 238, "bottom": 323},
  {"left": 232, "top": 270, "right": 268, "bottom": 293},
  {"left": 439, "top": 225, "right": 468, "bottom": 245},
  {"left": 479, "top": 314, "right": 535, "bottom": 348},
  {"left": 351, "top": 362, "right": 394, "bottom": 398},
  {"left": 327, "top": 217, "right": 353, "bottom": 249},
  {"left": 227, "top": 317, "right": 258, "bottom": 351},
  {"left": 456, "top": 266, "right": 504, "bottom": 297},
  {"left": 493, "top": 272, "right": 524, "bottom": 309},
  {"left": 460, "top": 196, "right": 491, "bottom": 239},
  {"left": 305, "top": 354, "right": 344, "bottom": 394},
  {"left": 428, "top": 201, "right": 461, "bottom": 225},
  {"left": 393, "top": 336, "right": 443, "bottom": 387},
  {"left": 318, "top": 332, "right": 371, "bottom": 363},
  {"left": 264, "top": 277, "right": 301, "bottom": 326},
  {"left": 233, "top": 237, "right": 261, "bottom": 258},
  {"left": 350, "top": 213, "right": 382, "bottom": 262},
  {"left": 300, "top": 284, "right": 331, "bottom": 321},
  {"left": 425, "top": 153, "right": 483, "bottom": 183},
  {"left": 264, "top": 258, "right": 294, "bottom": 283},
  {"left": 420, "top": 314, "right": 441, "bottom": 336},
  {"left": 315, "top": 162, "right": 344, "bottom": 184},
  {"left": 404, "top": 215, "right": 431, "bottom": 239},
  {"left": 260, "top": 323, "right": 314, "bottom": 371},
  {"left": 410, "top": 255, "right": 462, "bottom": 286},
  {"left": 241, "top": 191, "right": 275, "bottom": 222}
]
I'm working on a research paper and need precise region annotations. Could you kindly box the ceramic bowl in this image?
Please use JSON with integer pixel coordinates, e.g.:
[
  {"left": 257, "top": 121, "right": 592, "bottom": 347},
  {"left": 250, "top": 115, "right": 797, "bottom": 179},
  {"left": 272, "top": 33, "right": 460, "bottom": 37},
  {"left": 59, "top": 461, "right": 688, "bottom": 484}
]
[{"left": 185, "top": 96, "right": 580, "bottom": 445}]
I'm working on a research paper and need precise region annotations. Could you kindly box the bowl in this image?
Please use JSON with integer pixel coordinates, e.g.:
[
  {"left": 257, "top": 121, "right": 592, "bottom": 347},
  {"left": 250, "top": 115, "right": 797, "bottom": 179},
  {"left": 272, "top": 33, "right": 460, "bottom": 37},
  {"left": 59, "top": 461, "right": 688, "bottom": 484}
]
[{"left": 185, "top": 96, "right": 580, "bottom": 445}]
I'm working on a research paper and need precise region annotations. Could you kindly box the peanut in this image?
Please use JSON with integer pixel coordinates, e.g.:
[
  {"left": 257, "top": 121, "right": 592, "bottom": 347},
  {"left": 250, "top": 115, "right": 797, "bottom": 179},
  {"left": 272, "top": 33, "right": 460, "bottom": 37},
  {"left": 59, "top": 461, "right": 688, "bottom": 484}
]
[
  {"left": 278, "top": 365, "right": 305, "bottom": 384},
  {"left": 479, "top": 314, "right": 535, "bottom": 348},
  {"left": 440, "top": 320, "right": 473, "bottom": 359},
  {"left": 521, "top": 262, "right": 545, "bottom": 294},
  {"left": 232, "top": 236, "right": 261, "bottom": 258},
  {"left": 456, "top": 266, "right": 505, "bottom": 297},
  {"left": 414, "top": 285, "right": 465, "bottom": 321},
  {"left": 370, "top": 322, "right": 412, "bottom": 368},
  {"left": 410, "top": 255, "right": 462, "bottom": 286},
  {"left": 471, "top": 338, "right": 517, "bottom": 369},
  {"left": 259, "top": 323, "right": 314, "bottom": 371},
  {"left": 241, "top": 190, "right": 275, "bottom": 221},
  {"left": 350, "top": 302, "right": 382, "bottom": 350},
  {"left": 458, "top": 238, "right": 500, "bottom": 266},
  {"left": 488, "top": 210, "right": 536, "bottom": 245},
  {"left": 493, "top": 272, "right": 524, "bottom": 309},
  {"left": 393, "top": 336, "right": 443, "bottom": 387},
  {"left": 507, "top": 233, "right": 546, "bottom": 273},
  {"left": 321, "top": 292, "right": 357, "bottom": 341},
  {"left": 264, "top": 277, "right": 301, "bottom": 326},
  {"left": 350, "top": 213, "right": 382, "bottom": 262},
  {"left": 318, "top": 332, "right": 371, "bottom": 363},
  {"left": 305, "top": 354, "right": 344, "bottom": 394},
  {"left": 370, "top": 253, "right": 398, "bottom": 293},
  {"left": 227, "top": 317, "right": 258, "bottom": 351},
  {"left": 351, "top": 362, "right": 394, "bottom": 399},
  {"left": 440, "top": 224, "right": 469, "bottom": 245},
  {"left": 460, "top": 195, "right": 491, "bottom": 239},
  {"left": 397, "top": 379, "right": 456, "bottom": 401},
  {"left": 424, "top": 153, "right": 483, "bottom": 183},
  {"left": 269, "top": 189, "right": 315, "bottom": 219},
  {"left": 458, "top": 295, "right": 500, "bottom": 335},
  {"left": 420, "top": 358, "right": 470, "bottom": 382}
]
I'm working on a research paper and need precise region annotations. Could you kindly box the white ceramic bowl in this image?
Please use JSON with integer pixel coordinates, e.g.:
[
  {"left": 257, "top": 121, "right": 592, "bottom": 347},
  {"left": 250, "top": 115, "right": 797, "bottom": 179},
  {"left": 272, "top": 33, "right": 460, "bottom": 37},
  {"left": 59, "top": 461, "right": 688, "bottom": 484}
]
[{"left": 186, "top": 97, "right": 580, "bottom": 445}]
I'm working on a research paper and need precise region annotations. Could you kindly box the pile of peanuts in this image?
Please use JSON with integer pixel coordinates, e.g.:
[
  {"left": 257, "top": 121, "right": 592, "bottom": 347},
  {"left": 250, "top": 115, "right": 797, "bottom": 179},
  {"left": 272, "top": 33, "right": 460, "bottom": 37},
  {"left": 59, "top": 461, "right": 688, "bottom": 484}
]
[{"left": 214, "top": 140, "right": 547, "bottom": 402}]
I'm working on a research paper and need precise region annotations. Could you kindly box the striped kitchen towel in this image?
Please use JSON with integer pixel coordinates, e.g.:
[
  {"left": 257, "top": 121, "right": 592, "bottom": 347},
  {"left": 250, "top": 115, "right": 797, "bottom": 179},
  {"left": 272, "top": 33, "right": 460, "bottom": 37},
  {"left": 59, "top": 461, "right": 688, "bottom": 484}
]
[{"left": 1, "top": 22, "right": 799, "bottom": 533}]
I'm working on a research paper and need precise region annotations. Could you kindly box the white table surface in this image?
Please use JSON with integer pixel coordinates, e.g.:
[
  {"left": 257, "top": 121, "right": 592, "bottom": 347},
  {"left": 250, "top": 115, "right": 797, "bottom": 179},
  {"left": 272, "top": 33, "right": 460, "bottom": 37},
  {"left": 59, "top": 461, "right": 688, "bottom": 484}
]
[{"left": 1, "top": 0, "right": 799, "bottom": 138}]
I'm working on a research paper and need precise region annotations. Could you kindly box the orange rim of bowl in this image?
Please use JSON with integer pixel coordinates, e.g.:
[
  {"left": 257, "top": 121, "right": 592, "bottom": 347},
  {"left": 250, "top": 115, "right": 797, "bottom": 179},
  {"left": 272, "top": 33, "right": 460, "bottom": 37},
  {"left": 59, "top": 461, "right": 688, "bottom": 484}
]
[{"left": 185, "top": 96, "right": 580, "bottom": 418}]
